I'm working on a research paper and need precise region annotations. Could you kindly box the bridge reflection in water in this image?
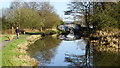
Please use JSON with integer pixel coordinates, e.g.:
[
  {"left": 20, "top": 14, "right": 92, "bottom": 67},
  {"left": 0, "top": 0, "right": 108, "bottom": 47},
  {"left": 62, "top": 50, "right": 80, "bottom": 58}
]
[{"left": 57, "top": 31, "right": 93, "bottom": 66}]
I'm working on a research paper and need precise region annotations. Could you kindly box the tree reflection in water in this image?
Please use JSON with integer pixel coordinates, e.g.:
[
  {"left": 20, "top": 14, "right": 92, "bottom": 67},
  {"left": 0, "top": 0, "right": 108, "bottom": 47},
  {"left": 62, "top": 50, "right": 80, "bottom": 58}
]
[
  {"left": 27, "top": 36, "right": 61, "bottom": 66},
  {"left": 93, "top": 46, "right": 119, "bottom": 66}
]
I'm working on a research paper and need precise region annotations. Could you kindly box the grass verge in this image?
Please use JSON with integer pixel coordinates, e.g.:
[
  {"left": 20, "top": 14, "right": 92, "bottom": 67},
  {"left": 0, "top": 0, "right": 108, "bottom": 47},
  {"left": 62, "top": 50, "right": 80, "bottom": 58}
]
[
  {"left": 0, "top": 36, "right": 7, "bottom": 42},
  {"left": 1, "top": 35, "right": 31, "bottom": 66}
]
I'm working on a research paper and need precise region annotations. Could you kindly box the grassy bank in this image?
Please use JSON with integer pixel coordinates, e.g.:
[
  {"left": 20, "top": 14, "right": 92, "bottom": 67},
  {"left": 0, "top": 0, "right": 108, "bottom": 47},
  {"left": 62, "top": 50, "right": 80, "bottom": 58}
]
[
  {"left": 2, "top": 35, "right": 28, "bottom": 66},
  {"left": 2, "top": 35, "right": 40, "bottom": 66}
]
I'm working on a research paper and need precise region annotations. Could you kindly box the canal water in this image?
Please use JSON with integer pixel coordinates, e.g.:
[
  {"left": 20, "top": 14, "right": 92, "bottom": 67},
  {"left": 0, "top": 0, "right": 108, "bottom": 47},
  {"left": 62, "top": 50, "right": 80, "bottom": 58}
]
[{"left": 27, "top": 34, "right": 119, "bottom": 66}]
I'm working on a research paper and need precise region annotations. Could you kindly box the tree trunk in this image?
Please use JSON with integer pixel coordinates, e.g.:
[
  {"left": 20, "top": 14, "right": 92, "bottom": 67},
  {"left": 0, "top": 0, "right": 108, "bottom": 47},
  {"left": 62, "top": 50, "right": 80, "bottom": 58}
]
[
  {"left": 85, "top": 9, "right": 89, "bottom": 29},
  {"left": 40, "top": 26, "right": 43, "bottom": 31},
  {"left": 12, "top": 26, "right": 14, "bottom": 34}
]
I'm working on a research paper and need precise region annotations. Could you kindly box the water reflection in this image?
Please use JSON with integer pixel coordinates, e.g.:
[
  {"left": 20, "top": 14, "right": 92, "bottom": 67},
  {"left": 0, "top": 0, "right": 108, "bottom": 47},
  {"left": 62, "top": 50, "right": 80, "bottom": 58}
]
[
  {"left": 57, "top": 33, "right": 82, "bottom": 41},
  {"left": 63, "top": 39, "right": 93, "bottom": 66},
  {"left": 27, "top": 36, "right": 61, "bottom": 66},
  {"left": 27, "top": 32, "right": 119, "bottom": 66},
  {"left": 93, "top": 46, "right": 119, "bottom": 66},
  {"left": 57, "top": 33, "right": 93, "bottom": 66},
  {"left": 27, "top": 33, "right": 93, "bottom": 66}
]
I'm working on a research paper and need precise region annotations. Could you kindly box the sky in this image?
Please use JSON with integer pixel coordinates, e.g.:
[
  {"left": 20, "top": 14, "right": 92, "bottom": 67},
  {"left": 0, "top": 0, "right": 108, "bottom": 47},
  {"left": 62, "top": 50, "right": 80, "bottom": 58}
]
[{"left": 50, "top": 2, "right": 68, "bottom": 19}]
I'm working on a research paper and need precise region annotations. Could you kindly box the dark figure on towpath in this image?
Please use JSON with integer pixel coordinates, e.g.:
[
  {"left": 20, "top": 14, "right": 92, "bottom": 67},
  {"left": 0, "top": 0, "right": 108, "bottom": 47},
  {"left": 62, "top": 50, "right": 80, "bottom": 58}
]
[{"left": 15, "top": 27, "right": 20, "bottom": 39}]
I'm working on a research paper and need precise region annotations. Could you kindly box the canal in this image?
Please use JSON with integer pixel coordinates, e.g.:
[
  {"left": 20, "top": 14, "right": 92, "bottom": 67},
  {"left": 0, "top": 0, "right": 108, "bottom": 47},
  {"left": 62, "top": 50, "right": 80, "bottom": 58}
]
[{"left": 27, "top": 34, "right": 119, "bottom": 66}]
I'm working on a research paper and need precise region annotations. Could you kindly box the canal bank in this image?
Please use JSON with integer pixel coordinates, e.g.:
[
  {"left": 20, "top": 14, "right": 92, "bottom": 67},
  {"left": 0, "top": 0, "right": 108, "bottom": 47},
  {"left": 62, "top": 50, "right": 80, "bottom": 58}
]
[
  {"left": 2, "top": 35, "right": 41, "bottom": 66},
  {"left": 90, "top": 28, "right": 119, "bottom": 49},
  {"left": 89, "top": 28, "right": 120, "bottom": 66}
]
